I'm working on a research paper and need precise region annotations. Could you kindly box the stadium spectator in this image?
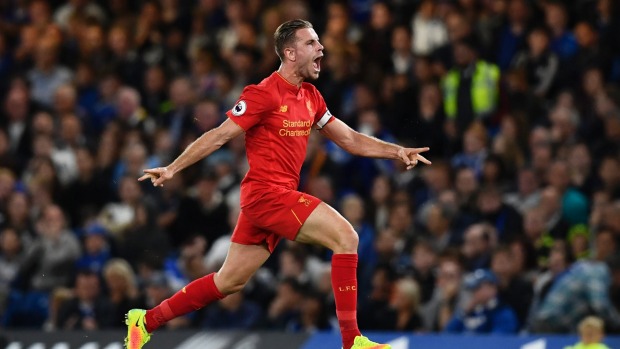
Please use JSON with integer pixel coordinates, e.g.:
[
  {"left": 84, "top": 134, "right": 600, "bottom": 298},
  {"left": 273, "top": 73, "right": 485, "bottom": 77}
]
[
  {"left": 75, "top": 222, "right": 110, "bottom": 275},
  {"left": 55, "top": 269, "right": 113, "bottom": 330},
  {"left": 201, "top": 290, "right": 263, "bottom": 330},
  {"left": 512, "top": 26, "right": 559, "bottom": 98},
  {"left": 27, "top": 39, "right": 72, "bottom": 107},
  {"left": 18, "top": 204, "right": 81, "bottom": 292},
  {"left": 266, "top": 277, "right": 305, "bottom": 331},
  {"left": 530, "top": 255, "right": 620, "bottom": 333},
  {"left": 0, "top": 227, "right": 23, "bottom": 314},
  {"left": 358, "top": 264, "right": 397, "bottom": 331},
  {"left": 565, "top": 316, "right": 612, "bottom": 349},
  {"left": 504, "top": 166, "right": 541, "bottom": 215},
  {"left": 475, "top": 185, "right": 523, "bottom": 242},
  {"left": 491, "top": 246, "right": 533, "bottom": 329},
  {"left": 421, "top": 253, "right": 466, "bottom": 331},
  {"left": 444, "top": 269, "right": 518, "bottom": 334},
  {"left": 102, "top": 258, "right": 146, "bottom": 328},
  {"left": 545, "top": 1, "right": 578, "bottom": 61},
  {"left": 442, "top": 37, "right": 500, "bottom": 135},
  {"left": 410, "top": 0, "right": 447, "bottom": 56},
  {"left": 390, "top": 277, "right": 423, "bottom": 331}
]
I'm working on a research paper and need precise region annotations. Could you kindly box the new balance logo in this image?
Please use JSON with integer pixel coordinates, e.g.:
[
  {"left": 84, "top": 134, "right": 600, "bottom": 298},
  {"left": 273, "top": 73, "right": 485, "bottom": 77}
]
[{"left": 279, "top": 105, "right": 288, "bottom": 112}]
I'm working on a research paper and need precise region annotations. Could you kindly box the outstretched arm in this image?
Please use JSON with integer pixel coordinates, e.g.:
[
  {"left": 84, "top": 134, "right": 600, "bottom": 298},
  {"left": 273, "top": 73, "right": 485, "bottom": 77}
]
[
  {"left": 320, "top": 118, "right": 431, "bottom": 170},
  {"left": 139, "top": 118, "right": 244, "bottom": 186}
]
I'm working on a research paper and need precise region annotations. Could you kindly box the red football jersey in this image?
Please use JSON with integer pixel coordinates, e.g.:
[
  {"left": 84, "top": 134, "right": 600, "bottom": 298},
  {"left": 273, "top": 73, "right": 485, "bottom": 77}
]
[{"left": 226, "top": 72, "right": 334, "bottom": 205}]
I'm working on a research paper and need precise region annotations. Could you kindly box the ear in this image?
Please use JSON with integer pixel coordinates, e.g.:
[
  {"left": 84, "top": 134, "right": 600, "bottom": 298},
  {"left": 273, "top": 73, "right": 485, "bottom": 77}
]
[{"left": 284, "top": 47, "right": 296, "bottom": 62}]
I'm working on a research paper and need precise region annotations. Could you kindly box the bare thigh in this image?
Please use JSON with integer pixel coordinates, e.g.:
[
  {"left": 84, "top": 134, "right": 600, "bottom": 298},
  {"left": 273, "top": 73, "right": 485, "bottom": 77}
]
[
  {"left": 214, "top": 242, "right": 271, "bottom": 295},
  {"left": 295, "top": 202, "right": 359, "bottom": 254}
]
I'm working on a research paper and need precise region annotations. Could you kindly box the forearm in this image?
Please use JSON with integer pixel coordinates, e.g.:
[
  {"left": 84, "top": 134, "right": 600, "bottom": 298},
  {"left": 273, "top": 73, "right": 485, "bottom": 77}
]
[
  {"left": 346, "top": 132, "right": 402, "bottom": 160},
  {"left": 167, "top": 128, "right": 230, "bottom": 174}
]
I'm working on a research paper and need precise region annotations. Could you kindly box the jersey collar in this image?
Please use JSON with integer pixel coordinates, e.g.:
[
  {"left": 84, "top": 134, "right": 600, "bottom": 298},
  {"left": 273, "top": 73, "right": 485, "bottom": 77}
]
[{"left": 275, "top": 72, "right": 302, "bottom": 94}]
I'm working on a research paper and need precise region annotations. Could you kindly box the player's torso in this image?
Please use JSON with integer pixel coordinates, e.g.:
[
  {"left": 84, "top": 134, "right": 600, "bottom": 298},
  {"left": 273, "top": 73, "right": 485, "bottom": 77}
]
[{"left": 243, "top": 79, "right": 317, "bottom": 190}]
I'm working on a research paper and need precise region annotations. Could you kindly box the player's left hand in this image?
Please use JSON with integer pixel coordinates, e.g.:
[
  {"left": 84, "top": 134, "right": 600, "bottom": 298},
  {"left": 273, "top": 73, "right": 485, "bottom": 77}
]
[{"left": 398, "top": 147, "right": 431, "bottom": 170}]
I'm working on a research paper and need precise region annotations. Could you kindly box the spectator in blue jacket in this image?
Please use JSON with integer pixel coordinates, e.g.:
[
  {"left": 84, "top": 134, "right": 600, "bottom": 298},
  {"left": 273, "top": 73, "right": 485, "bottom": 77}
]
[{"left": 444, "top": 269, "right": 518, "bottom": 334}]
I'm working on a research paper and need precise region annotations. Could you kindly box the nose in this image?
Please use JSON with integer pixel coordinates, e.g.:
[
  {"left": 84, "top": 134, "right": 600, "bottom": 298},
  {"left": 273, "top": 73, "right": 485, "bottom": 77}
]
[{"left": 317, "top": 41, "right": 324, "bottom": 51}]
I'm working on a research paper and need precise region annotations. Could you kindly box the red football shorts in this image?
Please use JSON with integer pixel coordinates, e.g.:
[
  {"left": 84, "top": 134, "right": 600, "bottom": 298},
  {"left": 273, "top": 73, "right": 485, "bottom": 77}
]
[{"left": 231, "top": 185, "right": 322, "bottom": 253}]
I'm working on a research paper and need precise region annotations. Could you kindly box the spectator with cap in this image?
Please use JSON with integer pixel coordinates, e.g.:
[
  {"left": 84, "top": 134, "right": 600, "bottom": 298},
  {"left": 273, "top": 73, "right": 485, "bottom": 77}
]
[
  {"left": 75, "top": 222, "right": 110, "bottom": 275},
  {"left": 444, "top": 269, "right": 518, "bottom": 334}
]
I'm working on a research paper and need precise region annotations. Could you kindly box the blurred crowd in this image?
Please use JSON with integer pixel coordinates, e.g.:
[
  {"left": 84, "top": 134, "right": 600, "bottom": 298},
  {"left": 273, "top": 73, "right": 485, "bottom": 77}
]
[{"left": 1, "top": 0, "right": 620, "bottom": 336}]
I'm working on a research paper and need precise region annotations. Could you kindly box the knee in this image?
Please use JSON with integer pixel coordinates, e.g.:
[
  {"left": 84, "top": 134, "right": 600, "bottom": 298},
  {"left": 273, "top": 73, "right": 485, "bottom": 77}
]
[
  {"left": 214, "top": 273, "right": 248, "bottom": 295},
  {"left": 333, "top": 225, "right": 359, "bottom": 254}
]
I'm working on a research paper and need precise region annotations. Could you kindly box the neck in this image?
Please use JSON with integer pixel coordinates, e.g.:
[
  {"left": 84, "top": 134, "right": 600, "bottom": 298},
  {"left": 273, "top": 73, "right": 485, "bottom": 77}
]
[{"left": 277, "top": 64, "right": 304, "bottom": 87}]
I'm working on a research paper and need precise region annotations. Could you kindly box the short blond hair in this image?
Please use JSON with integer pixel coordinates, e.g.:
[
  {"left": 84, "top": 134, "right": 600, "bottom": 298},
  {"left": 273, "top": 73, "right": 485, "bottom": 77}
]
[
  {"left": 578, "top": 316, "right": 605, "bottom": 333},
  {"left": 394, "top": 277, "right": 421, "bottom": 311},
  {"left": 103, "top": 258, "right": 138, "bottom": 297}
]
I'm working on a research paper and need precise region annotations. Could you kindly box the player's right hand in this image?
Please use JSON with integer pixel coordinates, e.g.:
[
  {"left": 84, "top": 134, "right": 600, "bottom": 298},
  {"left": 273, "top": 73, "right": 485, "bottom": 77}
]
[{"left": 138, "top": 167, "right": 173, "bottom": 187}]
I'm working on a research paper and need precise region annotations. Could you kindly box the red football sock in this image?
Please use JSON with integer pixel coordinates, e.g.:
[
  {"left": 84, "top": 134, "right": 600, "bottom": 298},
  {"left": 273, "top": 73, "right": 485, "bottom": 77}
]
[
  {"left": 144, "top": 273, "right": 225, "bottom": 333},
  {"left": 332, "top": 254, "right": 362, "bottom": 349}
]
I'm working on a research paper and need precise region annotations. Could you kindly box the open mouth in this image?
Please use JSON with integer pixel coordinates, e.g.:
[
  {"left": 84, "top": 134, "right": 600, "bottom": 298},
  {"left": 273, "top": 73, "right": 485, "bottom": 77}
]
[{"left": 313, "top": 56, "right": 322, "bottom": 72}]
